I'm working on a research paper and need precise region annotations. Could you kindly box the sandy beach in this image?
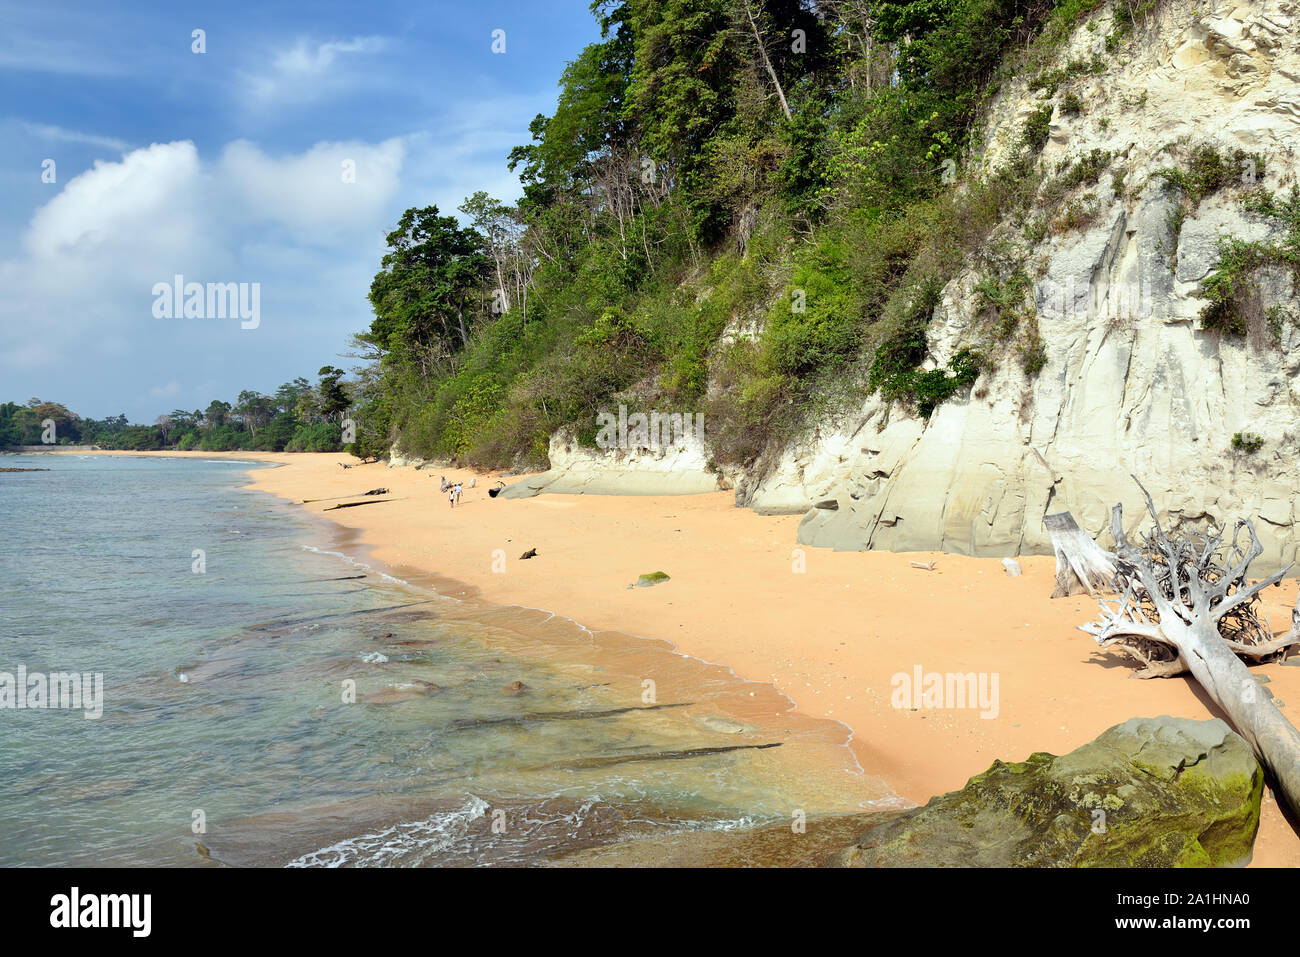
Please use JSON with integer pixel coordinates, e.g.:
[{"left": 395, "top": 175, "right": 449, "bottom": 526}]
[{"left": 50, "top": 449, "right": 1300, "bottom": 866}]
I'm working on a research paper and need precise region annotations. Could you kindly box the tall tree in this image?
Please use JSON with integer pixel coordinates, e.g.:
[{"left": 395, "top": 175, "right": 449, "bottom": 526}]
[
  {"left": 363, "top": 207, "right": 489, "bottom": 375},
  {"left": 316, "top": 366, "right": 350, "bottom": 421}
]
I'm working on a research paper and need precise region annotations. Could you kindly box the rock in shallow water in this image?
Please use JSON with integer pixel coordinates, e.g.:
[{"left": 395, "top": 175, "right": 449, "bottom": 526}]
[{"left": 828, "top": 716, "right": 1263, "bottom": 868}]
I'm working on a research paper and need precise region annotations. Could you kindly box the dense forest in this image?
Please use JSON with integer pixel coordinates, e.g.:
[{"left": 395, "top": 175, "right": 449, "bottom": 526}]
[
  {"left": 0, "top": 366, "right": 352, "bottom": 451},
  {"left": 346, "top": 0, "right": 1148, "bottom": 468}
]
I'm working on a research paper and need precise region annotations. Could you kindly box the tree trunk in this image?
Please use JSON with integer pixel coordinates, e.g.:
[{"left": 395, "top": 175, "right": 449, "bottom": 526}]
[
  {"left": 1081, "top": 479, "right": 1300, "bottom": 815},
  {"left": 743, "top": 1, "right": 793, "bottom": 121},
  {"left": 1171, "top": 613, "right": 1300, "bottom": 809},
  {"left": 1045, "top": 511, "right": 1116, "bottom": 597}
]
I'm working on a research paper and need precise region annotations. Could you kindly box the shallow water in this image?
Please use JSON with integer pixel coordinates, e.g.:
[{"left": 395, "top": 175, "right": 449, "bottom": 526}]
[{"left": 0, "top": 454, "right": 900, "bottom": 866}]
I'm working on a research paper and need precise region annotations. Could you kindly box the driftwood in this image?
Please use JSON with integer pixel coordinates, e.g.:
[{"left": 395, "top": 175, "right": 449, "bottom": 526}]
[
  {"left": 910, "top": 561, "right": 936, "bottom": 571},
  {"left": 301, "top": 489, "right": 387, "bottom": 504},
  {"left": 323, "top": 498, "right": 392, "bottom": 511},
  {"left": 488, "top": 481, "right": 507, "bottom": 498},
  {"left": 1080, "top": 478, "right": 1300, "bottom": 814},
  {"left": 1045, "top": 511, "right": 1117, "bottom": 597}
]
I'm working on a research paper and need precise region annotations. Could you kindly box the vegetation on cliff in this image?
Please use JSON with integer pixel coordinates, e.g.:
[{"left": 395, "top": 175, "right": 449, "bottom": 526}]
[{"left": 349, "top": 0, "right": 1136, "bottom": 468}]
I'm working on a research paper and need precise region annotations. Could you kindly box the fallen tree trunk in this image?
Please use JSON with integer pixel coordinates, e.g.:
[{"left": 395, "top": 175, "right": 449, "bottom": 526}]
[
  {"left": 1080, "top": 478, "right": 1300, "bottom": 814},
  {"left": 1045, "top": 511, "right": 1116, "bottom": 597}
]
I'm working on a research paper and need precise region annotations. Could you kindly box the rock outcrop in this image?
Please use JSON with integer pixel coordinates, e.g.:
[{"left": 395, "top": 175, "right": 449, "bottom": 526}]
[
  {"left": 751, "top": 0, "right": 1300, "bottom": 570},
  {"left": 828, "top": 716, "right": 1264, "bottom": 867},
  {"left": 500, "top": 425, "right": 719, "bottom": 498}
]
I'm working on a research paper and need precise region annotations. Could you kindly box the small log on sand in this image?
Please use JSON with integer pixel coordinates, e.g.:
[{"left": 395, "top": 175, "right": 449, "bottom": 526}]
[
  {"left": 1045, "top": 511, "right": 1116, "bottom": 598},
  {"left": 323, "top": 499, "right": 393, "bottom": 511}
]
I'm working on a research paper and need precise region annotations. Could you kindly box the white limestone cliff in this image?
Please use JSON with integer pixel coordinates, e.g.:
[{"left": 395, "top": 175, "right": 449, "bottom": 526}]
[{"left": 752, "top": 0, "right": 1300, "bottom": 569}]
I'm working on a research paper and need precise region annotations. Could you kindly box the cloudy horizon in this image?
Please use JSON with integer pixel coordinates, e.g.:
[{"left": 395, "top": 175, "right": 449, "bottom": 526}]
[{"left": 0, "top": 0, "right": 601, "bottom": 422}]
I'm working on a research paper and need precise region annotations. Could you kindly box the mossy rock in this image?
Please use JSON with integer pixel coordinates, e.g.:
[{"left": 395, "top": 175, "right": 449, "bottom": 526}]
[
  {"left": 829, "top": 717, "right": 1262, "bottom": 868},
  {"left": 635, "top": 571, "right": 670, "bottom": 587}
]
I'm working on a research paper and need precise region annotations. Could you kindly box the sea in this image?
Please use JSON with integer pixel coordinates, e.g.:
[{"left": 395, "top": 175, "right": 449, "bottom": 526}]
[{"left": 0, "top": 454, "right": 902, "bottom": 867}]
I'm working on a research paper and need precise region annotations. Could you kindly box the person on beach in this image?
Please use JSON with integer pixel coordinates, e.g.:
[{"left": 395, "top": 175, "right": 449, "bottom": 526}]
[
  {"left": 449, "top": 486, "right": 456, "bottom": 509},
  {"left": 454, "top": 482, "right": 463, "bottom": 505}
]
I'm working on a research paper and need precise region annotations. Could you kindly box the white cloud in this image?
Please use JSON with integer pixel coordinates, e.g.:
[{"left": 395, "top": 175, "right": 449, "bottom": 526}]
[
  {"left": 0, "top": 33, "right": 121, "bottom": 76},
  {"left": 219, "top": 137, "right": 405, "bottom": 234},
  {"left": 24, "top": 141, "right": 205, "bottom": 264},
  {"left": 20, "top": 122, "right": 129, "bottom": 153},
  {"left": 241, "top": 36, "right": 389, "bottom": 106},
  {"left": 0, "top": 137, "right": 405, "bottom": 371}
]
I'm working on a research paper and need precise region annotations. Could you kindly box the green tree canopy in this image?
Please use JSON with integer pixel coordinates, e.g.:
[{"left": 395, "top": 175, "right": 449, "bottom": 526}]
[{"left": 363, "top": 206, "right": 489, "bottom": 374}]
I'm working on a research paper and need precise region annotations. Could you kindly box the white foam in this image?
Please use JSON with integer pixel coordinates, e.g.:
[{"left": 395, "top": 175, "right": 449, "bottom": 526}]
[
  {"left": 287, "top": 796, "right": 490, "bottom": 868},
  {"left": 298, "top": 544, "right": 413, "bottom": 586}
]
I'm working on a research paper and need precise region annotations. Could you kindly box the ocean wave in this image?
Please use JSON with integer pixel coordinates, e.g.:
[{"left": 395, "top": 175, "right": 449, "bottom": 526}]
[
  {"left": 297, "top": 544, "right": 413, "bottom": 586},
  {"left": 286, "top": 796, "right": 491, "bottom": 868}
]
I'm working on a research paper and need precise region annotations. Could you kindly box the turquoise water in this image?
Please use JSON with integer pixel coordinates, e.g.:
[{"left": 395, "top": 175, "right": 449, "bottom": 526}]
[{"left": 0, "top": 455, "right": 895, "bottom": 866}]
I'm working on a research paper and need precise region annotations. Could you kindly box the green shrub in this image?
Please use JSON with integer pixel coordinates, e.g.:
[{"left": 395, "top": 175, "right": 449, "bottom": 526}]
[
  {"left": 1020, "top": 105, "right": 1054, "bottom": 154},
  {"left": 1231, "top": 432, "right": 1264, "bottom": 453},
  {"left": 1198, "top": 187, "right": 1300, "bottom": 336},
  {"left": 761, "top": 240, "right": 858, "bottom": 376},
  {"left": 1019, "top": 330, "right": 1048, "bottom": 374},
  {"left": 1113, "top": 0, "right": 1160, "bottom": 34},
  {"left": 1158, "top": 145, "right": 1264, "bottom": 208},
  {"left": 285, "top": 422, "right": 343, "bottom": 452},
  {"left": 976, "top": 270, "right": 1033, "bottom": 340}
]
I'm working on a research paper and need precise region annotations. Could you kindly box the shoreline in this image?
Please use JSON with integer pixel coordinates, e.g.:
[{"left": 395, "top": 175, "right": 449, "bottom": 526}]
[
  {"left": 247, "top": 463, "right": 892, "bottom": 814},
  {"left": 24, "top": 448, "right": 1300, "bottom": 866}
]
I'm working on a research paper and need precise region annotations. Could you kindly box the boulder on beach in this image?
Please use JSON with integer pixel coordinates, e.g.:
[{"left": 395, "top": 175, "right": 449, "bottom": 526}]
[{"left": 828, "top": 716, "right": 1263, "bottom": 868}]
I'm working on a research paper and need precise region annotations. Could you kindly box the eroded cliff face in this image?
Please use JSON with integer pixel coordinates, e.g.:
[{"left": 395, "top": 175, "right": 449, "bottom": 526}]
[{"left": 750, "top": 0, "right": 1300, "bottom": 569}]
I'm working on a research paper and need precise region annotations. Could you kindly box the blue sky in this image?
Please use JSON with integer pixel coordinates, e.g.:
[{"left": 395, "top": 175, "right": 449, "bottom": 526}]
[{"left": 0, "top": 0, "right": 603, "bottom": 421}]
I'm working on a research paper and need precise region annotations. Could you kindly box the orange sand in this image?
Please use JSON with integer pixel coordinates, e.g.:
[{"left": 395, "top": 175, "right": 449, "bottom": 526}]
[{"left": 69, "top": 450, "right": 1300, "bottom": 865}]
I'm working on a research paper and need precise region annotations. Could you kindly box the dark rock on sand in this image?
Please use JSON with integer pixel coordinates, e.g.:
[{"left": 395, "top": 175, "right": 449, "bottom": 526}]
[
  {"left": 503, "top": 680, "right": 528, "bottom": 695},
  {"left": 828, "top": 716, "right": 1263, "bottom": 868}
]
